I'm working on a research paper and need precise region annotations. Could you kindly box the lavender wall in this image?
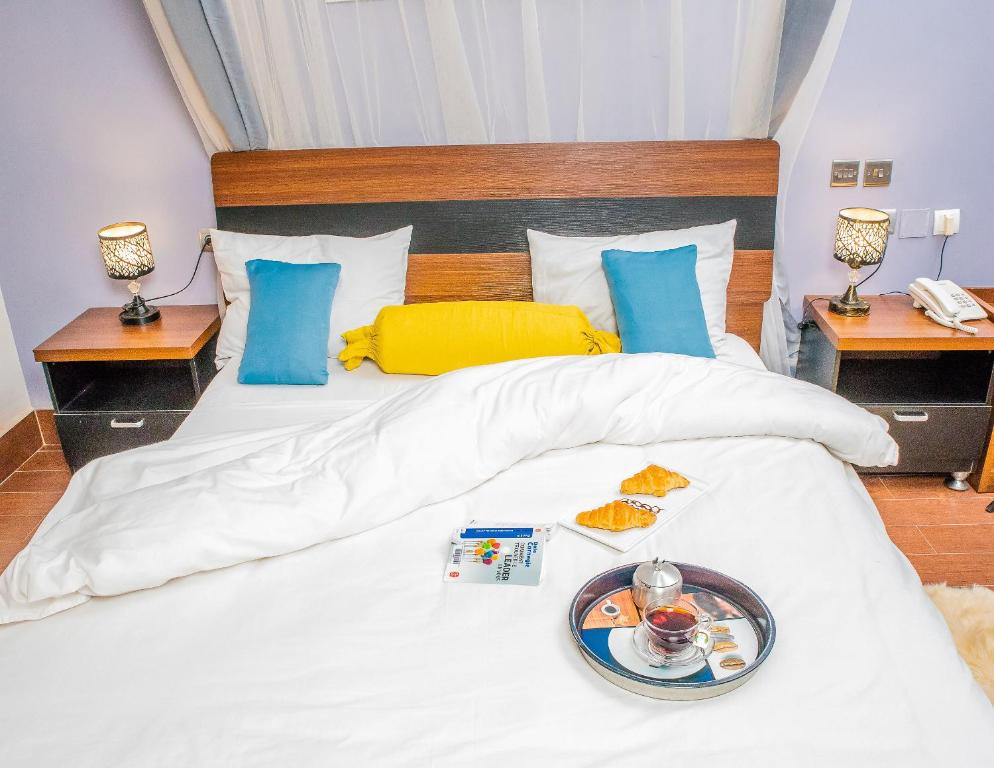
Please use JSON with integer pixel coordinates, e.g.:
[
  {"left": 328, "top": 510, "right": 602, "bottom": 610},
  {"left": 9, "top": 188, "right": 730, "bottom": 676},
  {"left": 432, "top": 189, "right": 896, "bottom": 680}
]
[
  {"left": 781, "top": 0, "right": 994, "bottom": 318},
  {"left": 0, "top": 0, "right": 216, "bottom": 407},
  {"left": 1, "top": 1, "right": 992, "bottom": 410}
]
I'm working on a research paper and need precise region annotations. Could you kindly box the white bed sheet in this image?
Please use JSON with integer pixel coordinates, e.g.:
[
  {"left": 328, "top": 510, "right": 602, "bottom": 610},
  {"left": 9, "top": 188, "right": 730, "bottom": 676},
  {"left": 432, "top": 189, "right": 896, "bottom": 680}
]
[
  {"left": 176, "top": 353, "right": 428, "bottom": 437},
  {"left": 176, "top": 334, "right": 764, "bottom": 438},
  {"left": 2, "top": 345, "right": 990, "bottom": 767}
]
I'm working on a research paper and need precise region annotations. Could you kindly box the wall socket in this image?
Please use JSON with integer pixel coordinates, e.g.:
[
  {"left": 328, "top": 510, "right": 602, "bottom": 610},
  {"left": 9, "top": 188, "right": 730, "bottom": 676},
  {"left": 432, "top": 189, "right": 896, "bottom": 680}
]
[
  {"left": 830, "top": 160, "right": 860, "bottom": 187},
  {"left": 881, "top": 208, "right": 897, "bottom": 234},
  {"left": 863, "top": 160, "right": 893, "bottom": 187},
  {"left": 933, "top": 209, "right": 961, "bottom": 235},
  {"left": 198, "top": 228, "right": 213, "bottom": 250}
]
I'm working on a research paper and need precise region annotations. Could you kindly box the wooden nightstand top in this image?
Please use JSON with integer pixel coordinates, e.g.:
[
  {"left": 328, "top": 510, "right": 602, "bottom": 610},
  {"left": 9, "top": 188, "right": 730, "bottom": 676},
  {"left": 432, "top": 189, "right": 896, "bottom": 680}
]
[
  {"left": 34, "top": 305, "right": 221, "bottom": 363},
  {"left": 804, "top": 294, "right": 994, "bottom": 352}
]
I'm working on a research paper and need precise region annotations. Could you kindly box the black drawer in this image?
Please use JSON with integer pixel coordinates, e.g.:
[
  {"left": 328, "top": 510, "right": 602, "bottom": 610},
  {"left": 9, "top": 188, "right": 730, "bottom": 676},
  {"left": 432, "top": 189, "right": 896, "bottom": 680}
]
[
  {"left": 857, "top": 404, "right": 991, "bottom": 474},
  {"left": 56, "top": 411, "right": 189, "bottom": 472}
]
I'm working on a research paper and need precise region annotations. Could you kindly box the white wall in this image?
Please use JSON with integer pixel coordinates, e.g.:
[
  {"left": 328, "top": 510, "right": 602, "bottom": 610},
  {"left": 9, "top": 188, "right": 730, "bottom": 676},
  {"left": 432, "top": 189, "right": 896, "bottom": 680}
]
[{"left": 0, "top": 284, "right": 32, "bottom": 434}]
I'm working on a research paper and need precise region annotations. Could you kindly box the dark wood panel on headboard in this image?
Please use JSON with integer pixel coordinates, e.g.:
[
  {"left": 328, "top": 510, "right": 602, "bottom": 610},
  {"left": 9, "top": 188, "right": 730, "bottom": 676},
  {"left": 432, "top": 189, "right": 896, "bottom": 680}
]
[
  {"left": 214, "top": 197, "right": 776, "bottom": 253},
  {"left": 211, "top": 140, "right": 779, "bottom": 351}
]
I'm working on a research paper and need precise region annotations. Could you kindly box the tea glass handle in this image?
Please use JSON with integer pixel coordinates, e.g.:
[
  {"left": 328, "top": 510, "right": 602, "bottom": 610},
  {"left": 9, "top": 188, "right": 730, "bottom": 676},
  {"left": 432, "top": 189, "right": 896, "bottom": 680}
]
[{"left": 692, "top": 614, "right": 713, "bottom": 651}]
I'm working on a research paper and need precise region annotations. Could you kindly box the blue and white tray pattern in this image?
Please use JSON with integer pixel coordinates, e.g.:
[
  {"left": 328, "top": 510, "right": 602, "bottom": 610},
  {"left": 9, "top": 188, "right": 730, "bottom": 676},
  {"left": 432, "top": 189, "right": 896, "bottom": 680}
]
[{"left": 569, "top": 562, "right": 776, "bottom": 700}]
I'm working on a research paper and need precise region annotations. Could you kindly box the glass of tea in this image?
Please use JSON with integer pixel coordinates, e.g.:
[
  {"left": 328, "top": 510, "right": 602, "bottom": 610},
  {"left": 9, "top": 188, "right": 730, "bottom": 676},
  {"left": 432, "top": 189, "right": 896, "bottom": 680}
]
[{"left": 640, "top": 597, "right": 713, "bottom": 660}]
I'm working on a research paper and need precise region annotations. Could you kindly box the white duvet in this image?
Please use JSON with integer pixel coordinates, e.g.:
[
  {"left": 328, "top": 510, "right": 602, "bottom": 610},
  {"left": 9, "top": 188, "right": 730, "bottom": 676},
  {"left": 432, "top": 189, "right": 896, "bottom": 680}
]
[
  {"left": 0, "top": 354, "right": 894, "bottom": 623},
  {"left": 0, "top": 353, "right": 991, "bottom": 766}
]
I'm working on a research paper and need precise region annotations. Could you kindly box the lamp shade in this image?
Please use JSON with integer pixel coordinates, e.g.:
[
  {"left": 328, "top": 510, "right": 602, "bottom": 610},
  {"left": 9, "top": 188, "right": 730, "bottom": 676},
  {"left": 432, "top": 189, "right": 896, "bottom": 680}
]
[
  {"left": 833, "top": 207, "right": 889, "bottom": 269},
  {"left": 98, "top": 221, "right": 154, "bottom": 280}
]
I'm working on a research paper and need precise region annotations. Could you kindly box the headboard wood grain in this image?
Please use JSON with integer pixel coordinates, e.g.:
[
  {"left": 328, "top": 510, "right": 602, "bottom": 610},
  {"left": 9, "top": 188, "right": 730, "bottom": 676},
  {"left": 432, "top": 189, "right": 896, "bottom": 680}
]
[
  {"left": 211, "top": 140, "right": 778, "bottom": 350},
  {"left": 212, "top": 141, "right": 779, "bottom": 206}
]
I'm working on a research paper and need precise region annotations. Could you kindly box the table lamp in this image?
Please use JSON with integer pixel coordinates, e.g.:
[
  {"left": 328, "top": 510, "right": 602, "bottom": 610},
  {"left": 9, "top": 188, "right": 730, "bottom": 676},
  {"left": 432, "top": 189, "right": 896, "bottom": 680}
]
[
  {"left": 97, "top": 222, "right": 161, "bottom": 325},
  {"left": 829, "top": 207, "right": 890, "bottom": 316}
]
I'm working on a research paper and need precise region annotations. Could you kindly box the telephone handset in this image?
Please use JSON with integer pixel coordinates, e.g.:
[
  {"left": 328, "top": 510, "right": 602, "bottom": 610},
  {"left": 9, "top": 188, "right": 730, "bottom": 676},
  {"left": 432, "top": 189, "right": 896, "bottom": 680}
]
[{"left": 908, "top": 278, "right": 987, "bottom": 334}]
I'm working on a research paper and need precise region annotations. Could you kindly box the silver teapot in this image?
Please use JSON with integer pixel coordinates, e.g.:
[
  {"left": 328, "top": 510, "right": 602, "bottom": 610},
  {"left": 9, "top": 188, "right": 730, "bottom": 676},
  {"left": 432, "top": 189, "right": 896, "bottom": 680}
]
[{"left": 631, "top": 558, "right": 683, "bottom": 610}]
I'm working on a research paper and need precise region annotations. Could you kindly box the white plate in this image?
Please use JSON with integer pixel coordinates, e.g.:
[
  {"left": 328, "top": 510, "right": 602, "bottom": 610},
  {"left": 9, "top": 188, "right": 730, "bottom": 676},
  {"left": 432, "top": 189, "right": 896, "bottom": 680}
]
[{"left": 559, "top": 472, "right": 709, "bottom": 552}]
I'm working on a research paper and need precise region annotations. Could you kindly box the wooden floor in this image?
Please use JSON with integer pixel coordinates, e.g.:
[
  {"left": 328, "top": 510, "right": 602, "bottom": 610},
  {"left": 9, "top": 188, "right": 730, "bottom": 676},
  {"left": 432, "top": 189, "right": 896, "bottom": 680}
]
[
  {"left": 1, "top": 447, "right": 993, "bottom": 585},
  {"left": 862, "top": 474, "right": 994, "bottom": 588},
  {"left": 0, "top": 444, "right": 69, "bottom": 568}
]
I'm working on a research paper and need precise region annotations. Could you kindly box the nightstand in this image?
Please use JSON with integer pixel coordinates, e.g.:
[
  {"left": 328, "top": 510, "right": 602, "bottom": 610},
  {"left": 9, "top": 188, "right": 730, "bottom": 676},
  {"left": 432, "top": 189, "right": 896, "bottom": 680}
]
[
  {"left": 33, "top": 305, "right": 221, "bottom": 472},
  {"left": 797, "top": 294, "right": 994, "bottom": 490}
]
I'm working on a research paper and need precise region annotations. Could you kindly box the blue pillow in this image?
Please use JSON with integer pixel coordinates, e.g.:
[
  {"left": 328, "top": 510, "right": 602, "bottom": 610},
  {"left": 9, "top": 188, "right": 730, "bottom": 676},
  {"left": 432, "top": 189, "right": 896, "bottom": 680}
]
[
  {"left": 601, "top": 245, "right": 715, "bottom": 358},
  {"left": 238, "top": 259, "right": 341, "bottom": 385}
]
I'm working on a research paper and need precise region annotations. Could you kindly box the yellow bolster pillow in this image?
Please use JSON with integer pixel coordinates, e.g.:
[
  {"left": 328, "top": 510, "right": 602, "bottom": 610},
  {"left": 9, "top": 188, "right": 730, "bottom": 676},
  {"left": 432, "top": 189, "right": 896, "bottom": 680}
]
[{"left": 339, "top": 301, "right": 620, "bottom": 375}]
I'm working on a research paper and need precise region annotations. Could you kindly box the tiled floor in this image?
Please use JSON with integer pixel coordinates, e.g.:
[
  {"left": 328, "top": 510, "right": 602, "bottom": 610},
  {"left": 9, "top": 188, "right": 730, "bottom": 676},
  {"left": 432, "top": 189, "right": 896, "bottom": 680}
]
[
  {"left": 0, "top": 445, "right": 69, "bottom": 569},
  {"left": 862, "top": 474, "right": 994, "bottom": 588},
  {"left": 1, "top": 448, "right": 993, "bottom": 584}
]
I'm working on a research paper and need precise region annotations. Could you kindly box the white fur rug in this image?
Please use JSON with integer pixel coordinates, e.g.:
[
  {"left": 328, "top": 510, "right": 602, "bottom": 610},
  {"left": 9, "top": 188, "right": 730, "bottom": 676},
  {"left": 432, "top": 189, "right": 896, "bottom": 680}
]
[{"left": 926, "top": 583, "right": 994, "bottom": 703}]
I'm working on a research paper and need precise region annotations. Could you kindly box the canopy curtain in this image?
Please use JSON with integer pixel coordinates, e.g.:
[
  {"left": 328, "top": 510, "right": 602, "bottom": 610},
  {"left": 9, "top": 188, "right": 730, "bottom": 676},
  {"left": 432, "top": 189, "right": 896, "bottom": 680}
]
[
  {"left": 770, "top": 0, "right": 850, "bottom": 373},
  {"left": 145, "top": 0, "right": 846, "bottom": 372}
]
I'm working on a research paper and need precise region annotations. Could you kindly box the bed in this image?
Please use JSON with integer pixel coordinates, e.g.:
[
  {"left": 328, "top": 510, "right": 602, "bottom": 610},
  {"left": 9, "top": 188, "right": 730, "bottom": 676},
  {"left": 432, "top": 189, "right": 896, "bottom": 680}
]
[{"left": 0, "top": 141, "right": 990, "bottom": 766}]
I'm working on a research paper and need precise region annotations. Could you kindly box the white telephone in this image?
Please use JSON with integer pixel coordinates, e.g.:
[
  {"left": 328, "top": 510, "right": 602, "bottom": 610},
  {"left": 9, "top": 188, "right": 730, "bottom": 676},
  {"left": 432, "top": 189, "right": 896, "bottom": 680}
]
[{"left": 908, "top": 278, "right": 987, "bottom": 334}]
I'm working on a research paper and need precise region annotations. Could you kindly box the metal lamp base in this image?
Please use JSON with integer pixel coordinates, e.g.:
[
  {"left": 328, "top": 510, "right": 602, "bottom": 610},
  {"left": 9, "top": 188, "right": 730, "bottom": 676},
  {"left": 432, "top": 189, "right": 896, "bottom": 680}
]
[
  {"left": 944, "top": 471, "right": 971, "bottom": 492},
  {"left": 829, "top": 283, "right": 871, "bottom": 317},
  {"left": 119, "top": 296, "right": 160, "bottom": 325}
]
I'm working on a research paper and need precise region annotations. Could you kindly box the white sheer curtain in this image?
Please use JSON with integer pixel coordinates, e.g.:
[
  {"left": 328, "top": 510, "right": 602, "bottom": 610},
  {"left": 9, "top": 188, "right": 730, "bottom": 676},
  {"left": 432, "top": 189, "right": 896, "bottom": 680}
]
[
  {"left": 143, "top": 0, "right": 233, "bottom": 154},
  {"left": 219, "top": 0, "right": 785, "bottom": 149},
  {"left": 763, "top": 0, "right": 850, "bottom": 374}
]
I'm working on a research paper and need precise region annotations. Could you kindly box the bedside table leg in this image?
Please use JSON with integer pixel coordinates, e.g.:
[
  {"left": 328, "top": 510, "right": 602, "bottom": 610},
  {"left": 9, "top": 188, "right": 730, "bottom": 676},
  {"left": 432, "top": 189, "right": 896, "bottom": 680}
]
[{"left": 945, "top": 471, "right": 971, "bottom": 491}]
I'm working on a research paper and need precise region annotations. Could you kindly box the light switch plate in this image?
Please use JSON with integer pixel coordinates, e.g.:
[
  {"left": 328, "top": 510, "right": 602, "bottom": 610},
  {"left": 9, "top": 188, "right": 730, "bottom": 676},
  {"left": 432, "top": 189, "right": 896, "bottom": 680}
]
[
  {"left": 898, "top": 208, "right": 931, "bottom": 238},
  {"left": 830, "top": 160, "right": 860, "bottom": 187},
  {"left": 864, "top": 160, "right": 893, "bottom": 187}
]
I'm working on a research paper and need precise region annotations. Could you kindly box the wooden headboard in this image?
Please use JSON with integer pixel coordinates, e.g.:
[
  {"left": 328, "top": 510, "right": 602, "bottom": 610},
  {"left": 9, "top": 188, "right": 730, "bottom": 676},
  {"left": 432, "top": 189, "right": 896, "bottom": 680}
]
[{"left": 211, "top": 141, "right": 778, "bottom": 349}]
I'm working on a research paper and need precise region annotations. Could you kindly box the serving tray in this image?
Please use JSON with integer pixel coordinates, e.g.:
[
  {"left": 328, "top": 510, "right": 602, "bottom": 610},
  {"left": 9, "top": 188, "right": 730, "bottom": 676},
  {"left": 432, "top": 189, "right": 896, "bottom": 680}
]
[{"left": 569, "top": 562, "right": 775, "bottom": 700}]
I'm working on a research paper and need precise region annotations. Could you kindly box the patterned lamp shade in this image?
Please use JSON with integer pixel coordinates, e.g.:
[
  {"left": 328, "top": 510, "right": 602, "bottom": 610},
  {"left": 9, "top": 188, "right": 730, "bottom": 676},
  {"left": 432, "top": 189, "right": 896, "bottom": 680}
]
[
  {"left": 833, "top": 208, "right": 890, "bottom": 269},
  {"left": 97, "top": 222, "right": 154, "bottom": 280}
]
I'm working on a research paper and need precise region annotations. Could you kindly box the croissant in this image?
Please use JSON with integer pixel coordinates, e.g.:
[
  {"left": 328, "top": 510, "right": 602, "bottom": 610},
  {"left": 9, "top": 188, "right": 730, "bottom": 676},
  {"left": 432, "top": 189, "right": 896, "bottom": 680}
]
[
  {"left": 620, "top": 464, "right": 689, "bottom": 497},
  {"left": 576, "top": 500, "right": 655, "bottom": 532}
]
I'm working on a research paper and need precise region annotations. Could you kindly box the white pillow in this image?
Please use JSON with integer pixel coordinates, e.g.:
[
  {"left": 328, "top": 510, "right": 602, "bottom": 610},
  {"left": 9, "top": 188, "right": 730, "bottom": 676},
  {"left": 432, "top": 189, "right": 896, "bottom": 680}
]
[
  {"left": 528, "top": 220, "right": 737, "bottom": 344},
  {"left": 211, "top": 226, "right": 412, "bottom": 364}
]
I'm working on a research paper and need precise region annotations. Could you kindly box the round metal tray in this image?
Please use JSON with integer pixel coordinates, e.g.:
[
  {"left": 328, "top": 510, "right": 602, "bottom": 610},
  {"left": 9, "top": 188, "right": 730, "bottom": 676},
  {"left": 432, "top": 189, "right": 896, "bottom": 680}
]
[{"left": 569, "top": 562, "right": 776, "bottom": 700}]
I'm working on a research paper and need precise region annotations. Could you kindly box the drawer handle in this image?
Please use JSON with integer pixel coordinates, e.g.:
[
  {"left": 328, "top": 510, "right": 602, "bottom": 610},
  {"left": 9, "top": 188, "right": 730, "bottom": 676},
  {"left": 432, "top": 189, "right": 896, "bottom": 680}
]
[
  {"left": 892, "top": 410, "right": 929, "bottom": 423},
  {"left": 110, "top": 418, "right": 145, "bottom": 429}
]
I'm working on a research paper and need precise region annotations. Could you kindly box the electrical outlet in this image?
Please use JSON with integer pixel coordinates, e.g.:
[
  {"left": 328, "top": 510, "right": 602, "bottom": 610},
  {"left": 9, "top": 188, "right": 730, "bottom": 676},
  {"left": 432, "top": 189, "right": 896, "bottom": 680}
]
[
  {"left": 898, "top": 208, "right": 931, "bottom": 239},
  {"left": 198, "top": 228, "right": 212, "bottom": 250},
  {"left": 863, "top": 160, "right": 893, "bottom": 187},
  {"left": 881, "top": 208, "right": 897, "bottom": 234},
  {"left": 933, "top": 209, "right": 960, "bottom": 235},
  {"left": 830, "top": 160, "right": 860, "bottom": 187}
]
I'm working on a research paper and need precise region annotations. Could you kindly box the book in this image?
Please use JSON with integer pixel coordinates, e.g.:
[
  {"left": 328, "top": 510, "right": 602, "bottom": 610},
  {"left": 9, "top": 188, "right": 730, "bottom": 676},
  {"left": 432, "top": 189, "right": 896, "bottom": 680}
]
[{"left": 443, "top": 524, "right": 549, "bottom": 586}]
